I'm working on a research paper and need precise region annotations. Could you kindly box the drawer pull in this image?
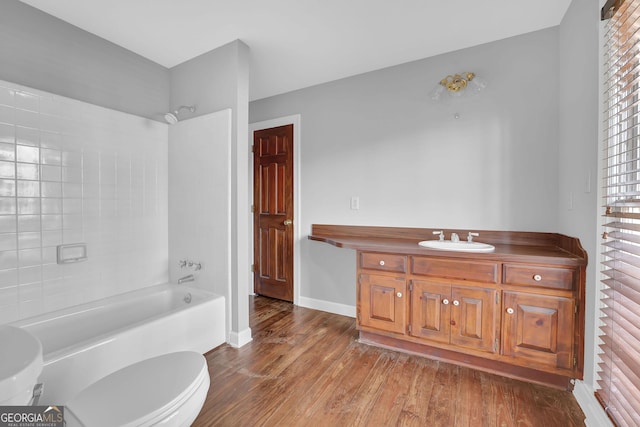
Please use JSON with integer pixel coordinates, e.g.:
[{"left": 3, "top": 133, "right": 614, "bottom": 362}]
[
  {"left": 442, "top": 299, "right": 449, "bottom": 305},
  {"left": 396, "top": 292, "right": 402, "bottom": 298},
  {"left": 533, "top": 274, "right": 542, "bottom": 282},
  {"left": 453, "top": 300, "right": 460, "bottom": 306},
  {"left": 379, "top": 260, "right": 385, "bottom": 266},
  {"left": 506, "top": 307, "right": 515, "bottom": 314}
]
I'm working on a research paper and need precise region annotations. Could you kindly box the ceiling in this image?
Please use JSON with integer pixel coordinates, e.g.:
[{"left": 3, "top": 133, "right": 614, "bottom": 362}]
[{"left": 19, "top": 0, "right": 572, "bottom": 101}]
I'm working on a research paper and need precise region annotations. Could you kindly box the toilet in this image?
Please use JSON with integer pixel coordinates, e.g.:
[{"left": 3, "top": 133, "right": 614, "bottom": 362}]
[{"left": 0, "top": 325, "right": 210, "bottom": 427}]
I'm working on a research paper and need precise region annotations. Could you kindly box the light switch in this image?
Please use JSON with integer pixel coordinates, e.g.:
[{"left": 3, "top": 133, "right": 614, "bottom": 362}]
[{"left": 350, "top": 196, "right": 360, "bottom": 210}]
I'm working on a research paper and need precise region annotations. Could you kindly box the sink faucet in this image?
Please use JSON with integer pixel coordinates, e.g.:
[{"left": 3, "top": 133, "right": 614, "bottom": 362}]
[
  {"left": 432, "top": 230, "right": 444, "bottom": 241},
  {"left": 451, "top": 233, "right": 460, "bottom": 243},
  {"left": 467, "top": 232, "right": 479, "bottom": 242},
  {"left": 178, "top": 274, "right": 194, "bottom": 284}
]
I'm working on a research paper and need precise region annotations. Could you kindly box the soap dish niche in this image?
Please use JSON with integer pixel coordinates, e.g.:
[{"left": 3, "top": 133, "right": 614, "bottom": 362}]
[{"left": 57, "top": 243, "right": 88, "bottom": 264}]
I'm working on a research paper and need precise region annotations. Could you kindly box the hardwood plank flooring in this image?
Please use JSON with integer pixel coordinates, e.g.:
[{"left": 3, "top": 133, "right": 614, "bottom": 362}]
[{"left": 193, "top": 296, "right": 585, "bottom": 427}]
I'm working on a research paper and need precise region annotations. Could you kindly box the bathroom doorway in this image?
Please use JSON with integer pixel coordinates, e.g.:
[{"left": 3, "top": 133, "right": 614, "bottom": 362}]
[{"left": 253, "top": 124, "right": 294, "bottom": 302}]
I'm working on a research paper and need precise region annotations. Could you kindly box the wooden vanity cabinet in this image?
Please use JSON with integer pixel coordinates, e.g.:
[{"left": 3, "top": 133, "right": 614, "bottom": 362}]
[
  {"left": 311, "top": 225, "right": 587, "bottom": 389},
  {"left": 357, "top": 252, "right": 408, "bottom": 335},
  {"left": 501, "top": 263, "right": 578, "bottom": 373}
]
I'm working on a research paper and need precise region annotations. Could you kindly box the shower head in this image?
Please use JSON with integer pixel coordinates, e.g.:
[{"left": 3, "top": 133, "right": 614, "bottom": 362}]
[
  {"left": 164, "top": 112, "right": 179, "bottom": 124},
  {"left": 164, "top": 105, "right": 196, "bottom": 124}
]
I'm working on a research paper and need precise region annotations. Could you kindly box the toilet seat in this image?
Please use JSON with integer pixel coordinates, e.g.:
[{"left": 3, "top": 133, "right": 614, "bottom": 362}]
[{"left": 66, "top": 351, "right": 210, "bottom": 427}]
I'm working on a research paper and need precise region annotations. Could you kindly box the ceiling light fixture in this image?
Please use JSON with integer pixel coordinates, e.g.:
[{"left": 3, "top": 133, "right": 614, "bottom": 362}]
[{"left": 429, "top": 72, "right": 486, "bottom": 101}]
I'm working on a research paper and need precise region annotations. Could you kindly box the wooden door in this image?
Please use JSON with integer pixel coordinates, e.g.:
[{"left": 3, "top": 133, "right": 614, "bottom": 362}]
[
  {"left": 253, "top": 125, "right": 294, "bottom": 301},
  {"left": 409, "top": 279, "right": 450, "bottom": 344},
  {"left": 450, "top": 285, "right": 497, "bottom": 353},
  {"left": 359, "top": 274, "right": 406, "bottom": 334},
  {"left": 502, "top": 291, "right": 574, "bottom": 370}
]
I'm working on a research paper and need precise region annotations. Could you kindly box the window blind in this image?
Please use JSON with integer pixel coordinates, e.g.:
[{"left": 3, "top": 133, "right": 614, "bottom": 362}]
[{"left": 599, "top": 0, "right": 640, "bottom": 426}]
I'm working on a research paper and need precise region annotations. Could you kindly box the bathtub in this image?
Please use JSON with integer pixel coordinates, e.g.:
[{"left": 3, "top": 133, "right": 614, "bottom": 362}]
[{"left": 10, "top": 283, "right": 225, "bottom": 405}]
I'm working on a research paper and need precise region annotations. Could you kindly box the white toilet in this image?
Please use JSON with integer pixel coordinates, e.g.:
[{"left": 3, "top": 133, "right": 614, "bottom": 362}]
[{"left": 0, "top": 325, "right": 210, "bottom": 427}]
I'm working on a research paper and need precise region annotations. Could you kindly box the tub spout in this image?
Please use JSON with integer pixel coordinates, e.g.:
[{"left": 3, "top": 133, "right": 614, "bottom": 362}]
[{"left": 178, "top": 274, "right": 194, "bottom": 284}]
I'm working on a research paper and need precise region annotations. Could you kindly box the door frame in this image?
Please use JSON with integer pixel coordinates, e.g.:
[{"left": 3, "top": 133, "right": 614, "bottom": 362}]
[{"left": 249, "top": 115, "right": 301, "bottom": 305}]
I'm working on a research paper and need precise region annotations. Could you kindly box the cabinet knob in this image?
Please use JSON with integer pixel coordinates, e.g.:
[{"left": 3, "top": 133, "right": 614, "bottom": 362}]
[
  {"left": 533, "top": 274, "right": 542, "bottom": 282},
  {"left": 396, "top": 292, "right": 402, "bottom": 298},
  {"left": 442, "top": 299, "right": 449, "bottom": 305},
  {"left": 453, "top": 300, "right": 460, "bottom": 306},
  {"left": 379, "top": 260, "right": 385, "bottom": 266},
  {"left": 506, "top": 307, "right": 515, "bottom": 314}
]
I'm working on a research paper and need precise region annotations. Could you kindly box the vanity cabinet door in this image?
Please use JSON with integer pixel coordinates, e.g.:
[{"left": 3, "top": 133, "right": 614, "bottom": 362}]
[
  {"left": 409, "top": 280, "right": 498, "bottom": 353},
  {"left": 359, "top": 273, "right": 406, "bottom": 335},
  {"left": 450, "top": 285, "right": 498, "bottom": 353},
  {"left": 502, "top": 291, "right": 575, "bottom": 371},
  {"left": 409, "top": 279, "right": 451, "bottom": 344}
]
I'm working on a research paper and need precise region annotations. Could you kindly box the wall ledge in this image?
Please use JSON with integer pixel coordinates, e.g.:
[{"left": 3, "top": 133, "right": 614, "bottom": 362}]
[
  {"left": 228, "top": 328, "right": 253, "bottom": 348},
  {"left": 298, "top": 296, "right": 355, "bottom": 318},
  {"left": 573, "top": 380, "right": 614, "bottom": 427}
]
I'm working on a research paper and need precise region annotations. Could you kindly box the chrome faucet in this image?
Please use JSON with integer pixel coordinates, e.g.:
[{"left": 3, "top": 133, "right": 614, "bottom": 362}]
[
  {"left": 467, "top": 232, "right": 479, "bottom": 242},
  {"left": 451, "top": 232, "right": 460, "bottom": 243},
  {"left": 433, "top": 230, "right": 445, "bottom": 241},
  {"left": 178, "top": 274, "right": 194, "bottom": 284}
]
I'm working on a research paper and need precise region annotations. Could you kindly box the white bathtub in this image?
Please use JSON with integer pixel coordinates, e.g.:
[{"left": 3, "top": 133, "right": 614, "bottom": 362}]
[{"left": 10, "top": 283, "right": 225, "bottom": 405}]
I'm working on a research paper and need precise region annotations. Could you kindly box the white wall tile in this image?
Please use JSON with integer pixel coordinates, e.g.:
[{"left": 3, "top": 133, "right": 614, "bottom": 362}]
[
  {"left": 0, "top": 198, "right": 16, "bottom": 215},
  {"left": 0, "top": 141, "right": 15, "bottom": 159},
  {"left": 0, "top": 161, "right": 15, "bottom": 178},
  {"left": 0, "top": 215, "right": 16, "bottom": 233},
  {"left": 0, "top": 79, "right": 169, "bottom": 323},
  {"left": 0, "top": 86, "right": 14, "bottom": 107}
]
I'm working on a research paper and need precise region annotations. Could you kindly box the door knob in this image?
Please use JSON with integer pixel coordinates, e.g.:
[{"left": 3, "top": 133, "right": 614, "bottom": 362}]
[{"left": 283, "top": 219, "right": 293, "bottom": 226}]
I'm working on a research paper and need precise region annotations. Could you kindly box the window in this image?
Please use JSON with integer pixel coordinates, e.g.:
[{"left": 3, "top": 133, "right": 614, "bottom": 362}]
[{"left": 599, "top": 0, "right": 640, "bottom": 426}]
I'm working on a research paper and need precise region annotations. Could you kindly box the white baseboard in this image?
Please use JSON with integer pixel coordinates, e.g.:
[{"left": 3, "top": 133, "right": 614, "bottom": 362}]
[
  {"left": 228, "top": 327, "right": 253, "bottom": 348},
  {"left": 573, "top": 380, "right": 613, "bottom": 427},
  {"left": 298, "top": 296, "right": 356, "bottom": 318}
]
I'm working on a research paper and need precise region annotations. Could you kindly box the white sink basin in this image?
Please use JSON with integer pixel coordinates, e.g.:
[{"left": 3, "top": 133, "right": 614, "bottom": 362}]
[{"left": 418, "top": 240, "right": 495, "bottom": 253}]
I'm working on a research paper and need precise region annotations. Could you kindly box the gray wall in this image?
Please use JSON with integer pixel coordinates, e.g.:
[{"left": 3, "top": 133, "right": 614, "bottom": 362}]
[
  {"left": 0, "top": 0, "right": 170, "bottom": 120},
  {"left": 170, "top": 39, "right": 252, "bottom": 340},
  {"left": 250, "top": 28, "right": 561, "bottom": 308},
  {"left": 558, "top": 0, "right": 599, "bottom": 390}
]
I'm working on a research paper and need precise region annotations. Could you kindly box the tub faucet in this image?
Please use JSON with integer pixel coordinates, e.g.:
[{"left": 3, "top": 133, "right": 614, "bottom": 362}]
[
  {"left": 451, "top": 233, "right": 460, "bottom": 243},
  {"left": 178, "top": 274, "right": 194, "bottom": 284}
]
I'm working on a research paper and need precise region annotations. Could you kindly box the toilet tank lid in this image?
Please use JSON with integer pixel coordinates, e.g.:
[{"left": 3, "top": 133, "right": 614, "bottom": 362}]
[
  {"left": 0, "top": 325, "right": 43, "bottom": 402},
  {"left": 66, "top": 351, "right": 209, "bottom": 427}
]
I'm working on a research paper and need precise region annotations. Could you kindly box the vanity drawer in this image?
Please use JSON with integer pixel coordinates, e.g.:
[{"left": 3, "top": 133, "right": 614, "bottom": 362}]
[
  {"left": 359, "top": 252, "right": 407, "bottom": 273},
  {"left": 411, "top": 257, "right": 499, "bottom": 283},
  {"left": 503, "top": 264, "right": 575, "bottom": 290}
]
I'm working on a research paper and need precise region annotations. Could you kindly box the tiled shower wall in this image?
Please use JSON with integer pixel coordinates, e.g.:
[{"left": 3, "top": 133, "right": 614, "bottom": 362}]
[{"left": 0, "top": 80, "right": 169, "bottom": 323}]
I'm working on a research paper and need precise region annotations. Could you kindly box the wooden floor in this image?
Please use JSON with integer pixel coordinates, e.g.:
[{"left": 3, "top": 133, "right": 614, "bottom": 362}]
[{"left": 193, "top": 296, "right": 586, "bottom": 427}]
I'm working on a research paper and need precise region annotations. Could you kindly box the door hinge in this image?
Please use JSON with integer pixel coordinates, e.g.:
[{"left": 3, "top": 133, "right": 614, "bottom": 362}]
[
  {"left": 251, "top": 144, "right": 255, "bottom": 153},
  {"left": 573, "top": 355, "right": 577, "bottom": 368},
  {"left": 251, "top": 204, "right": 255, "bottom": 213},
  {"left": 494, "top": 339, "right": 499, "bottom": 352},
  {"left": 408, "top": 324, "right": 412, "bottom": 334},
  {"left": 496, "top": 292, "right": 500, "bottom": 305},
  {"left": 251, "top": 264, "right": 255, "bottom": 273},
  {"left": 575, "top": 301, "right": 579, "bottom": 314}
]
